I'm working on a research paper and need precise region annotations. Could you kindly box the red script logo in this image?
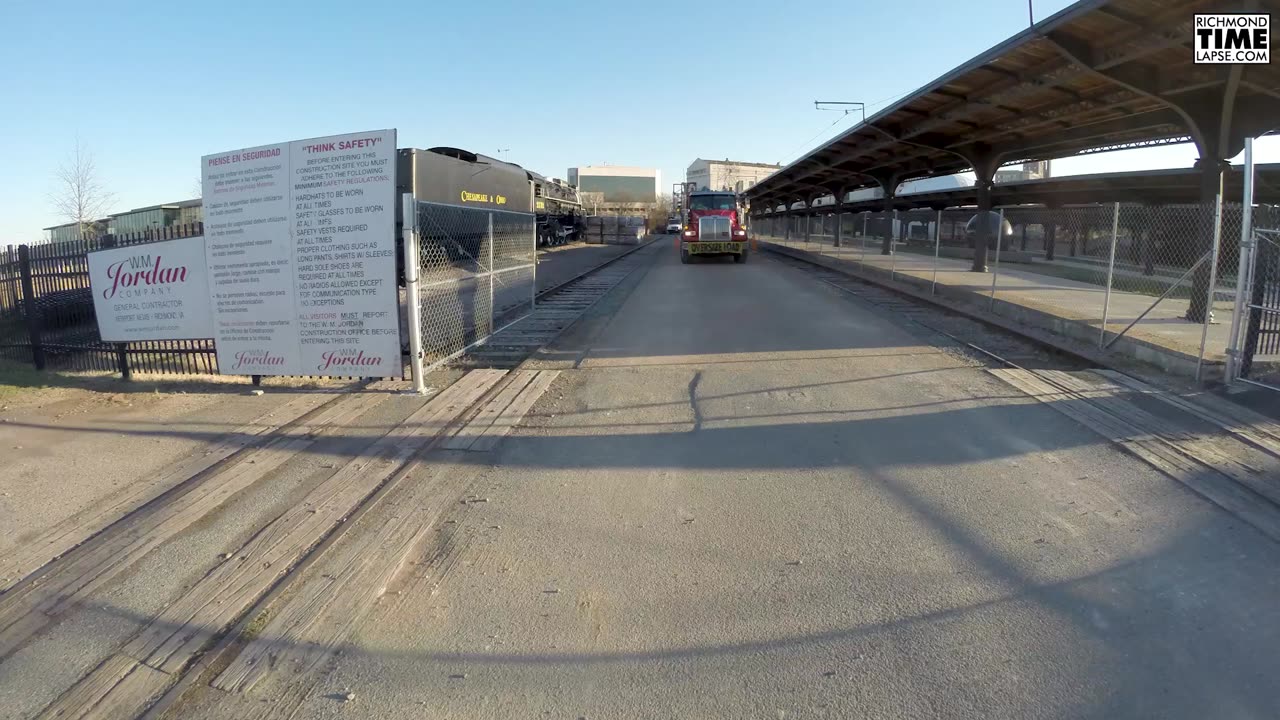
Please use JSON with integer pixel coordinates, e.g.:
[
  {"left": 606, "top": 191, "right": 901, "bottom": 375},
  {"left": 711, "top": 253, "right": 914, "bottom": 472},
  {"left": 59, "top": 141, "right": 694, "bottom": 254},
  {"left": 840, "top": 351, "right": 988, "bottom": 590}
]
[
  {"left": 103, "top": 255, "right": 189, "bottom": 299},
  {"left": 233, "top": 350, "right": 286, "bottom": 371},
  {"left": 318, "top": 350, "right": 383, "bottom": 373}
]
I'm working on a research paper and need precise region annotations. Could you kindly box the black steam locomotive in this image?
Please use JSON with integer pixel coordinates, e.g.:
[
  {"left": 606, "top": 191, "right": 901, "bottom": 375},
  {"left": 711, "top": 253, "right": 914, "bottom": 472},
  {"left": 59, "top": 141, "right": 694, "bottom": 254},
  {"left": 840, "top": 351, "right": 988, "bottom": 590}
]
[{"left": 396, "top": 146, "right": 583, "bottom": 249}]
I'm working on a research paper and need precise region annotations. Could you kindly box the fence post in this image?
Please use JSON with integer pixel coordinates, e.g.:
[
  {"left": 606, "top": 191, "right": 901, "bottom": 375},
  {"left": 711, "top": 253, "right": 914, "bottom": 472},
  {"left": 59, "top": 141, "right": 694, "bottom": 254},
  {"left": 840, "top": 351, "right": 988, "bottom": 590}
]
[
  {"left": 1196, "top": 188, "right": 1225, "bottom": 385},
  {"left": 859, "top": 213, "right": 868, "bottom": 267},
  {"left": 890, "top": 210, "right": 899, "bottom": 281},
  {"left": 989, "top": 209, "right": 1004, "bottom": 310},
  {"left": 932, "top": 209, "right": 942, "bottom": 295},
  {"left": 531, "top": 216, "right": 538, "bottom": 310},
  {"left": 488, "top": 213, "right": 496, "bottom": 337},
  {"left": 116, "top": 343, "right": 131, "bottom": 381},
  {"left": 1226, "top": 136, "right": 1256, "bottom": 383},
  {"left": 1100, "top": 201, "right": 1120, "bottom": 348},
  {"left": 17, "top": 245, "right": 45, "bottom": 370},
  {"left": 402, "top": 193, "right": 426, "bottom": 394}
]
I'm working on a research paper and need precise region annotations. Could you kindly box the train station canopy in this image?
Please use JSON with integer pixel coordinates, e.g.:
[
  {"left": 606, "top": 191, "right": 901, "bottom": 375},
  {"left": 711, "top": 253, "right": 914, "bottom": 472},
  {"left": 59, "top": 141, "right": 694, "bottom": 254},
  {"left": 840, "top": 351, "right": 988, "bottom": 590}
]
[
  {"left": 746, "top": 0, "right": 1280, "bottom": 208},
  {"left": 794, "top": 163, "right": 1280, "bottom": 214}
]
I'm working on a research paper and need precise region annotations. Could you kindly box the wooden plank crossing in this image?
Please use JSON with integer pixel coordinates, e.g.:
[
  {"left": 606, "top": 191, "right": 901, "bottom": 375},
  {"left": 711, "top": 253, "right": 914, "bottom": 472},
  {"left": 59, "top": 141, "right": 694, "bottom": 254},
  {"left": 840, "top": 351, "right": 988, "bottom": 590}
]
[
  {"left": 0, "top": 392, "right": 387, "bottom": 662},
  {"left": 0, "top": 391, "right": 336, "bottom": 593},
  {"left": 442, "top": 371, "right": 537, "bottom": 450},
  {"left": 35, "top": 654, "right": 153, "bottom": 720},
  {"left": 31, "top": 370, "right": 508, "bottom": 720},
  {"left": 209, "top": 474, "right": 439, "bottom": 694},
  {"left": 486, "top": 339, "right": 554, "bottom": 347},
  {"left": 469, "top": 371, "right": 559, "bottom": 452},
  {"left": 1095, "top": 369, "right": 1280, "bottom": 458},
  {"left": 990, "top": 368, "right": 1280, "bottom": 544},
  {"left": 210, "top": 380, "right": 560, "bottom": 703},
  {"left": 1039, "top": 370, "right": 1280, "bottom": 508}
]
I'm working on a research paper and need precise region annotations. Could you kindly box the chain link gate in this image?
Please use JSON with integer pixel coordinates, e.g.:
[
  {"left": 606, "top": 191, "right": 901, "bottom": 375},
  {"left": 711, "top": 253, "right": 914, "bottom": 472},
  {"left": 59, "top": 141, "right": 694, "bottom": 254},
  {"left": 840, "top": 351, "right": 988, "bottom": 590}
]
[
  {"left": 1238, "top": 226, "right": 1280, "bottom": 389},
  {"left": 401, "top": 198, "right": 536, "bottom": 392}
]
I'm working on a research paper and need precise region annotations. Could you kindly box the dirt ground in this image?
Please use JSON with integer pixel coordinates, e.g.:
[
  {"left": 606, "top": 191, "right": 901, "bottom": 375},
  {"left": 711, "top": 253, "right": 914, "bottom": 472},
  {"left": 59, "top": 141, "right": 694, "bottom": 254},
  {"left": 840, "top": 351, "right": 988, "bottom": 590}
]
[
  {"left": 0, "top": 240, "right": 639, "bottom": 572},
  {"left": 0, "top": 363, "right": 364, "bottom": 581}
]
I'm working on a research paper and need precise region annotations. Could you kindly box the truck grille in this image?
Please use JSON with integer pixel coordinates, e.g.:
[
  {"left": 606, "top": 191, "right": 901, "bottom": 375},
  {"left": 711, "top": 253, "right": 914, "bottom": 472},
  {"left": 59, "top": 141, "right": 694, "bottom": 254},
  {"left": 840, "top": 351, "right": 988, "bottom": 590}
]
[{"left": 697, "top": 216, "right": 731, "bottom": 241}]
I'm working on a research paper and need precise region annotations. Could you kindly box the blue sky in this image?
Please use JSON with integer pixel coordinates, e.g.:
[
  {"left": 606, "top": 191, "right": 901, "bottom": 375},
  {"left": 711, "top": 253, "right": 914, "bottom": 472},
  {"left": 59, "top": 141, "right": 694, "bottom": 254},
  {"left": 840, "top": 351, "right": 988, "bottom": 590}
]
[{"left": 1, "top": 0, "right": 1273, "bottom": 242}]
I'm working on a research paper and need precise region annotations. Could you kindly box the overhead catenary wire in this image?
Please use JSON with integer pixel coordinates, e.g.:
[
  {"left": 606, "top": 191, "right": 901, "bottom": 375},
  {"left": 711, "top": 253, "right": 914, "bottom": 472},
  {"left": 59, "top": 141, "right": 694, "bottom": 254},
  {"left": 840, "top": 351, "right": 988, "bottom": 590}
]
[
  {"left": 777, "top": 113, "right": 853, "bottom": 166},
  {"left": 776, "top": 87, "right": 919, "bottom": 167}
]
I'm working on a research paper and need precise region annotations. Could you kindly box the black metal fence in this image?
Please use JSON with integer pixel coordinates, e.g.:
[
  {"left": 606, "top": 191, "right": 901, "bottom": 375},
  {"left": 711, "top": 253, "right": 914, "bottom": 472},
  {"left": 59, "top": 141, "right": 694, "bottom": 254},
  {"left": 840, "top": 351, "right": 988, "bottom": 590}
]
[
  {"left": 1240, "top": 224, "right": 1280, "bottom": 387},
  {"left": 0, "top": 224, "right": 217, "bottom": 377}
]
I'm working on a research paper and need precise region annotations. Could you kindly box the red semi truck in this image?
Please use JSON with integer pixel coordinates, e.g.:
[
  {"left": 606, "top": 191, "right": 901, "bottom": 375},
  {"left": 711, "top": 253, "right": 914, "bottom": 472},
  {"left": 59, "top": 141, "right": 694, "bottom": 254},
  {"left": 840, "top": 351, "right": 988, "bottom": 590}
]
[{"left": 679, "top": 189, "right": 749, "bottom": 264}]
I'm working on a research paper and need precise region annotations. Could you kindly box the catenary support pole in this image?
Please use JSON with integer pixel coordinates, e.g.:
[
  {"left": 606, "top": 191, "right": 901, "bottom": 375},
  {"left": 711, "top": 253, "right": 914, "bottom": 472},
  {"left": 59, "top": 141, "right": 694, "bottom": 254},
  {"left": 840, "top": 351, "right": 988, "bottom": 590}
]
[
  {"left": 989, "top": 208, "right": 1004, "bottom": 310},
  {"left": 932, "top": 209, "right": 942, "bottom": 294},
  {"left": 890, "top": 210, "right": 899, "bottom": 281}
]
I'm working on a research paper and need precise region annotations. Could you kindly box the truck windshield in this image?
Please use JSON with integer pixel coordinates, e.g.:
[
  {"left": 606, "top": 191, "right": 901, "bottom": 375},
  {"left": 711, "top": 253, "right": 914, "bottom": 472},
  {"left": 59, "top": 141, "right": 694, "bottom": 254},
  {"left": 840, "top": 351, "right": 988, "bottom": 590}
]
[{"left": 689, "top": 195, "right": 736, "bottom": 210}]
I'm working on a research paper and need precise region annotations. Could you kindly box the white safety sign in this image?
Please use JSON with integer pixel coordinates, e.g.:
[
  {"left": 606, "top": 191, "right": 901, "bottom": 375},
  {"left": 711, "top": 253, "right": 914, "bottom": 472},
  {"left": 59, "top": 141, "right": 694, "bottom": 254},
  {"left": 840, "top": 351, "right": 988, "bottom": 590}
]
[{"left": 200, "top": 129, "right": 400, "bottom": 377}]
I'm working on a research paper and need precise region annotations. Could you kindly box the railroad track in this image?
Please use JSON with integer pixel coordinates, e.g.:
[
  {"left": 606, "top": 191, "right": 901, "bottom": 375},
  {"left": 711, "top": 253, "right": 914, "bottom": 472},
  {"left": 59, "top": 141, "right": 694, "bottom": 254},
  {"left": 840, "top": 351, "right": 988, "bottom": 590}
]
[
  {"left": 462, "top": 239, "right": 661, "bottom": 369},
  {"left": 0, "top": 239, "right": 660, "bottom": 719},
  {"left": 766, "top": 246, "right": 1280, "bottom": 546},
  {"left": 766, "top": 249, "right": 1087, "bottom": 371}
]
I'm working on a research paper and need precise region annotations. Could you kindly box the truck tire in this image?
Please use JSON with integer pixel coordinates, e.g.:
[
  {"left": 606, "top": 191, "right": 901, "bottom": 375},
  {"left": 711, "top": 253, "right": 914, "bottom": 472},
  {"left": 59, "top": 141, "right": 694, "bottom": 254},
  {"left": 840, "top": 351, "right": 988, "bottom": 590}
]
[
  {"left": 735, "top": 249, "right": 749, "bottom": 264},
  {"left": 680, "top": 249, "right": 691, "bottom": 264}
]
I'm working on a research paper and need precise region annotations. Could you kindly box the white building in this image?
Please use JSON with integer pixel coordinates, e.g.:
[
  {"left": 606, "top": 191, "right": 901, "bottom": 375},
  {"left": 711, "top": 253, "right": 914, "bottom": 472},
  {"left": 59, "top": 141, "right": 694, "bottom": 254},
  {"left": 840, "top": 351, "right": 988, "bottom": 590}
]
[
  {"left": 686, "top": 159, "right": 781, "bottom": 194},
  {"left": 994, "top": 160, "right": 1052, "bottom": 184}
]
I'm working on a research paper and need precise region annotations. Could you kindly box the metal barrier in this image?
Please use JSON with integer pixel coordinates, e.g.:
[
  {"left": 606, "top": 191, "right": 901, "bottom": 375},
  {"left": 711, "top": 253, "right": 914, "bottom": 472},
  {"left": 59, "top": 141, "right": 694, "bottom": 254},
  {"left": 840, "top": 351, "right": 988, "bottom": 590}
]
[
  {"left": 0, "top": 225, "right": 217, "bottom": 375},
  {"left": 1236, "top": 224, "right": 1280, "bottom": 390},
  {"left": 402, "top": 198, "right": 536, "bottom": 391}
]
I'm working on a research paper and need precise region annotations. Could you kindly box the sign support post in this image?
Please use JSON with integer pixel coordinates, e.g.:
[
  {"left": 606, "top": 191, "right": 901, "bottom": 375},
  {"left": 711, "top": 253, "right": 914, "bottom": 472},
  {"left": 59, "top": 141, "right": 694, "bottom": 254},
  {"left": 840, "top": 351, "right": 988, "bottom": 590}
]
[
  {"left": 488, "top": 213, "right": 496, "bottom": 335},
  {"left": 403, "top": 193, "right": 426, "bottom": 394}
]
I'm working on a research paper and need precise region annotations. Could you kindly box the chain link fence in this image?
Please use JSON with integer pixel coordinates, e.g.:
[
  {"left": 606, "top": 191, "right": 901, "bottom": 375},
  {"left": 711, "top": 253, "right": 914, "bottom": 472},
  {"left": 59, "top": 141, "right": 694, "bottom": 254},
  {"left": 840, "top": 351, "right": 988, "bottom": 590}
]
[
  {"left": 403, "top": 200, "right": 536, "bottom": 382},
  {"left": 756, "top": 196, "right": 1247, "bottom": 382}
]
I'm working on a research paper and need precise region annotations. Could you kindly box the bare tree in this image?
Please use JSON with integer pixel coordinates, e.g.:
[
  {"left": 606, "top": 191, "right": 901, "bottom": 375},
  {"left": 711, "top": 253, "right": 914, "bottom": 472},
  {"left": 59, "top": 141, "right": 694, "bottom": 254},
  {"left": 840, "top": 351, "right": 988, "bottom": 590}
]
[
  {"left": 191, "top": 177, "right": 203, "bottom": 199},
  {"left": 51, "top": 140, "right": 113, "bottom": 236},
  {"left": 647, "top": 194, "right": 674, "bottom": 230}
]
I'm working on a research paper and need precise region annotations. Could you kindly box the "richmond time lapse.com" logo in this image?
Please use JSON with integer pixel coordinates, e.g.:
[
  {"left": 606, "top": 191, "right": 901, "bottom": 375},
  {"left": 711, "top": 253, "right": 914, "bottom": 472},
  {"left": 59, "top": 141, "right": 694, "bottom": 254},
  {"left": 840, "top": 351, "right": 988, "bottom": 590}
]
[{"left": 1194, "top": 14, "right": 1270, "bottom": 64}]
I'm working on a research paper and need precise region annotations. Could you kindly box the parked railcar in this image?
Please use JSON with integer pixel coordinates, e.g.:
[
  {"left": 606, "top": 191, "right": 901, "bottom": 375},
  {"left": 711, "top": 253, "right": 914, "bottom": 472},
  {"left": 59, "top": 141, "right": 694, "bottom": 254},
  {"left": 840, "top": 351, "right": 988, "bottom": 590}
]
[{"left": 393, "top": 146, "right": 583, "bottom": 284}]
